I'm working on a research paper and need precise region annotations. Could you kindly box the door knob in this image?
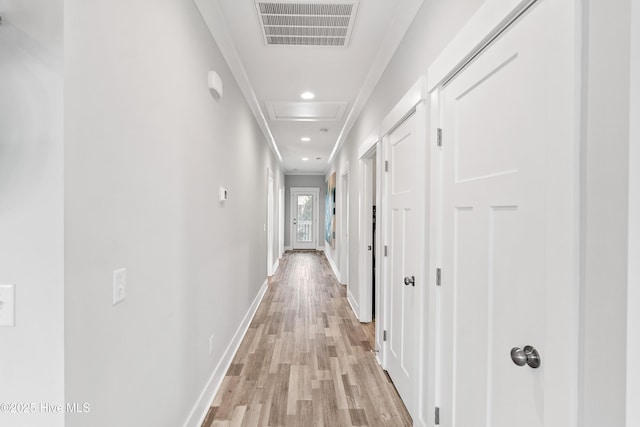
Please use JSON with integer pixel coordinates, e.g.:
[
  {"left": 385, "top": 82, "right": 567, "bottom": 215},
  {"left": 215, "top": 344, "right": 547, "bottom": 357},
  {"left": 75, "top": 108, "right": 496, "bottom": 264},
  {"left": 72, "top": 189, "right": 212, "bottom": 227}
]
[
  {"left": 403, "top": 276, "right": 415, "bottom": 286},
  {"left": 368, "top": 245, "right": 372, "bottom": 251},
  {"left": 510, "top": 345, "right": 541, "bottom": 369}
]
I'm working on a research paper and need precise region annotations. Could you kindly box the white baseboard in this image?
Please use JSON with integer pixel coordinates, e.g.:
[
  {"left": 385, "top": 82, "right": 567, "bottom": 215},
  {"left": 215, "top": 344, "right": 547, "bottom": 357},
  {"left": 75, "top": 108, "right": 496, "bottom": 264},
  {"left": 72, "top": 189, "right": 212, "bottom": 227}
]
[
  {"left": 182, "top": 279, "right": 269, "bottom": 427},
  {"left": 271, "top": 258, "right": 280, "bottom": 276},
  {"left": 284, "top": 245, "right": 292, "bottom": 251},
  {"left": 347, "top": 289, "right": 360, "bottom": 321},
  {"left": 321, "top": 247, "right": 341, "bottom": 283}
]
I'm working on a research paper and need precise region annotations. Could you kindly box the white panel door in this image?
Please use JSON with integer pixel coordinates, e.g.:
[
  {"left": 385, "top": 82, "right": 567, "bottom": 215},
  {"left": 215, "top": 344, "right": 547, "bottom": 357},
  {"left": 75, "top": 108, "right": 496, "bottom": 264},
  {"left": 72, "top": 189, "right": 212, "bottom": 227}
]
[
  {"left": 385, "top": 112, "right": 419, "bottom": 417},
  {"left": 438, "top": 1, "right": 577, "bottom": 426}
]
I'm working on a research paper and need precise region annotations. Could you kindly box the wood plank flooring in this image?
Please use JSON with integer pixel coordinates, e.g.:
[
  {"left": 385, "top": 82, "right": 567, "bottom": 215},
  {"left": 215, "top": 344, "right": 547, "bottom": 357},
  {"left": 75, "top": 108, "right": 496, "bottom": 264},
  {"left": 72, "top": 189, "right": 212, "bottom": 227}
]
[{"left": 202, "top": 251, "right": 411, "bottom": 427}]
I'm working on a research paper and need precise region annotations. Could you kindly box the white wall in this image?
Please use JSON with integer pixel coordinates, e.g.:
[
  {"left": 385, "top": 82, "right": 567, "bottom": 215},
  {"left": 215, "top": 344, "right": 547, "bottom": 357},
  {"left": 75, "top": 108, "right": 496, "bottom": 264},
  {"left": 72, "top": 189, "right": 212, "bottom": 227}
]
[
  {"left": 581, "top": 1, "right": 631, "bottom": 426},
  {"left": 64, "top": 0, "right": 283, "bottom": 426},
  {"left": 325, "top": 0, "right": 484, "bottom": 424},
  {"left": 284, "top": 175, "right": 326, "bottom": 248},
  {"left": 328, "top": 0, "right": 484, "bottom": 321},
  {"left": 328, "top": 0, "right": 638, "bottom": 425},
  {"left": 0, "top": 2, "right": 65, "bottom": 426},
  {"left": 627, "top": 1, "right": 640, "bottom": 425}
]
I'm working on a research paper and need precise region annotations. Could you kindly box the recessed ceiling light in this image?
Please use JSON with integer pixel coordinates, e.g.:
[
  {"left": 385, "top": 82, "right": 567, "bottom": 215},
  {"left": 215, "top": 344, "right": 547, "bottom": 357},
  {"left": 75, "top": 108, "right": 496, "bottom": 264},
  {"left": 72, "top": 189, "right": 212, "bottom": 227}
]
[
  {"left": 302, "top": 157, "right": 309, "bottom": 161},
  {"left": 301, "top": 137, "right": 311, "bottom": 142},
  {"left": 300, "top": 92, "right": 315, "bottom": 100}
]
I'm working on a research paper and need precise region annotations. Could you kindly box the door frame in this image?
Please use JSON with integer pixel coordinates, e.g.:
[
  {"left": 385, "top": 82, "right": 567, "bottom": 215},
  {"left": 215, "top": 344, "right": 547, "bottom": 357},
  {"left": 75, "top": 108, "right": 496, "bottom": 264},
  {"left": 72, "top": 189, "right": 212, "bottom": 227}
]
[
  {"left": 356, "top": 146, "right": 378, "bottom": 323},
  {"left": 290, "top": 187, "right": 320, "bottom": 250},
  {"left": 628, "top": 2, "right": 640, "bottom": 423},
  {"left": 267, "top": 168, "right": 275, "bottom": 275},
  {"left": 279, "top": 186, "right": 285, "bottom": 259},
  {"left": 339, "top": 164, "right": 350, "bottom": 285},
  {"left": 377, "top": 76, "right": 428, "bottom": 421},
  {"left": 427, "top": 1, "right": 581, "bottom": 426}
]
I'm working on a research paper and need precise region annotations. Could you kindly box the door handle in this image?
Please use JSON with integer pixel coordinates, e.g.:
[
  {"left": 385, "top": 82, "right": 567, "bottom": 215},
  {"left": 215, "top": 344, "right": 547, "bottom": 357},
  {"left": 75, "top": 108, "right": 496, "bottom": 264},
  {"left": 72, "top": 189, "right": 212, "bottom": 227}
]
[
  {"left": 403, "top": 276, "right": 415, "bottom": 286},
  {"left": 368, "top": 245, "right": 372, "bottom": 251},
  {"left": 510, "top": 345, "right": 541, "bottom": 369}
]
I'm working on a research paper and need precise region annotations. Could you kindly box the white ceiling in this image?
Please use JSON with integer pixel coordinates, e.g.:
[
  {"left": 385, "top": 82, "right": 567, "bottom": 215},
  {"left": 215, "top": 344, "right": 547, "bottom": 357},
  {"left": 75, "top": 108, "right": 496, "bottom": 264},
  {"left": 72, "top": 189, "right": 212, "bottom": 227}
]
[{"left": 194, "top": 0, "right": 424, "bottom": 174}]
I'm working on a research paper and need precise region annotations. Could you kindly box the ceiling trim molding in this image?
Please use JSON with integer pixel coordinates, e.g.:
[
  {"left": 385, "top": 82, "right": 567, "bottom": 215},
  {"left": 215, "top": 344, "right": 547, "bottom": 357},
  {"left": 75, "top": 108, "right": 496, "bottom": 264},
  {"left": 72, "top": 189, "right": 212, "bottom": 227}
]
[
  {"left": 327, "top": 0, "right": 425, "bottom": 165},
  {"left": 285, "top": 172, "right": 326, "bottom": 176},
  {"left": 194, "top": 0, "right": 284, "bottom": 165}
]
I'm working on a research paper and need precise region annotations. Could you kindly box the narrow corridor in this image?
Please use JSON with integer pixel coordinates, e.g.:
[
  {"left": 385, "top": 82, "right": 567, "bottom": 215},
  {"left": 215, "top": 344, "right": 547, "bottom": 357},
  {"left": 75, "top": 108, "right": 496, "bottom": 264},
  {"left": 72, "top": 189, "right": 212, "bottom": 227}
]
[{"left": 202, "top": 251, "right": 411, "bottom": 427}]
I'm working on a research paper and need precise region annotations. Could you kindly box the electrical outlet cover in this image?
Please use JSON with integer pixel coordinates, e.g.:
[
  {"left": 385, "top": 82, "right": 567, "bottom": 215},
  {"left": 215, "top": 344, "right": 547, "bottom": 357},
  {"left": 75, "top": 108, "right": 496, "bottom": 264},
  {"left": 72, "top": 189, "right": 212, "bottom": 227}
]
[{"left": 113, "top": 268, "right": 126, "bottom": 305}]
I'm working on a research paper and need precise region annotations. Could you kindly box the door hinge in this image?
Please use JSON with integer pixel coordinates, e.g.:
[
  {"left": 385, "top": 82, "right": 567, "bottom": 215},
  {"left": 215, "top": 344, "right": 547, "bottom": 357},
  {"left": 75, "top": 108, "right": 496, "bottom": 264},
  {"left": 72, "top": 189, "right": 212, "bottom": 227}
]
[
  {"left": 437, "top": 128, "right": 443, "bottom": 148},
  {"left": 384, "top": 160, "right": 389, "bottom": 172},
  {"left": 435, "top": 407, "right": 440, "bottom": 425},
  {"left": 383, "top": 330, "right": 387, "bottom": 341},
  {"left": 436, "top": 268, "right": 441, "bottom": 286},
  {"left": 384, "top": 245, "right": 388, "bottom": 257}
]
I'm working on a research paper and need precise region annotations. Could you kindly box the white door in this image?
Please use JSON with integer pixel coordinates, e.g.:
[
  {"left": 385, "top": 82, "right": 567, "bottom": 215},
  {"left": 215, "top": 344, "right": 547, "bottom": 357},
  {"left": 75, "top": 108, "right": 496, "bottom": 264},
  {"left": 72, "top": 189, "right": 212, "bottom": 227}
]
[
  {"left": 385, "top": 112, "right": 420, "bottom": 417},
  {"left": 340, "top": 172, "right": 349, "bottom": 284},
  {"left": 437, "top": 1, "right": 577, "bottom": 426},
  {"left": 291, "top": 189, "right": 318, "bottom": 250}
]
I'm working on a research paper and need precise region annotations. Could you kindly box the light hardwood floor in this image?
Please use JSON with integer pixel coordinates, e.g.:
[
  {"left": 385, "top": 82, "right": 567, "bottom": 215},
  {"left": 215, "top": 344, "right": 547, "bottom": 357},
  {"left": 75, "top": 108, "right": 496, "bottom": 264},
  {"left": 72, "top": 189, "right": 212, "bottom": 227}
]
[{"left": 202, "top": 251, "right": 411, "bottom": 427}]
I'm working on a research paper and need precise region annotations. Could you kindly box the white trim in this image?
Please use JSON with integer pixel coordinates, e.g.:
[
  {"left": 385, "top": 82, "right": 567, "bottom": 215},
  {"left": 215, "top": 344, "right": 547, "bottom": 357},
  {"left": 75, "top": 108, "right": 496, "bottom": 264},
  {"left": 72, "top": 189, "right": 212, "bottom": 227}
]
[
  {"left": 267, "top": 168, "right": 275, "bottom": 276},
  {"left": 339, "top": 166, "right": 350, "bottom": 287},
  {"left": 357, "top": 129, "right": 381, "bottom": 160},
  {"left": 357, "top": 150, "right": 377, "bottom": 323},
  {"left": 290, "top": 187, "right": 320, "bottom": 250},
  {"left": 380, "top": 76, "right": 427, "bottom": 137},
  {"left": 628, "top": 2, "right": 640, "bottom": 424},
  {"left": 192, "top": 0, "right": 283, "bottom": 165},
  {"left": 285, "top": 172, "right": 326, "bottom": 176},
  {"left": 182, "top": 279, "right": 269, "bottom": 427},
  {"left": 321, "top": 247, "right": 341, "bottom": 284},
  {"left": 284, "top": 245, "right": 292, "bottom": 252},
  {"left": 271, "top": 258, "right": 280, "bottom": 276},
  {"left": 279, "top": 186, "right": 285, "bottom": 258},
  {"left": 328, "top": 0, "right": 425, "bottom": 165},
  {"left": 347, "top": 289, "right": 360, "bottom": 321},
  {"left": 339, "top": 161, "right": 350, "bottom": 178},
  {"left": 427, "top": 0, "right": 536, "bottom": 91}
]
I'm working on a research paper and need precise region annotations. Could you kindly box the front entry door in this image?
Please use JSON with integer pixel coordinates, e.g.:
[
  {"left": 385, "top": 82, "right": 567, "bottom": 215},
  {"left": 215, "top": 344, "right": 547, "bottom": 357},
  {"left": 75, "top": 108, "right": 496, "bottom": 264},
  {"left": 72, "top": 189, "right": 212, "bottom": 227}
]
[
  {"left": 291, "top": 189, "right": 318, "bottom": 250},
  {"left": 437, "top": 1, "right": 578, "bottom": 426}
]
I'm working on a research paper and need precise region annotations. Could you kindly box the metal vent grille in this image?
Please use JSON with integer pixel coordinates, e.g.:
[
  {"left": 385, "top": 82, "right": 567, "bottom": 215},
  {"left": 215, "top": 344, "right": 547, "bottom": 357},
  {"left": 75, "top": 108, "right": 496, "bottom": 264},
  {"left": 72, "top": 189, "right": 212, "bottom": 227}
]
[{"left": 255, "top": 1, "right": 359, "bottom": 47}]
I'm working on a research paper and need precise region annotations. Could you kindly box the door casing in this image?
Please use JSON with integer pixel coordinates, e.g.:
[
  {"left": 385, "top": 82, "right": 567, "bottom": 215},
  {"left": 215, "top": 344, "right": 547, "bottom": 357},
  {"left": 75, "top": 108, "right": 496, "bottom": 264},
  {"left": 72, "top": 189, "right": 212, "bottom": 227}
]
[{"left": 290, "top": 187, "right": 320, "bottom": 250}]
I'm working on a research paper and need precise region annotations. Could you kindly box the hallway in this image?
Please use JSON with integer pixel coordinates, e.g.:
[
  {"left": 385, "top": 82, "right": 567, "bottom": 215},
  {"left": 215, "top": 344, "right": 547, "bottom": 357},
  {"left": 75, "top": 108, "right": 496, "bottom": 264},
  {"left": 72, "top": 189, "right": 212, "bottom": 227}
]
[{"left": 202, "top": 251, "right": 411, "bottom": 427}]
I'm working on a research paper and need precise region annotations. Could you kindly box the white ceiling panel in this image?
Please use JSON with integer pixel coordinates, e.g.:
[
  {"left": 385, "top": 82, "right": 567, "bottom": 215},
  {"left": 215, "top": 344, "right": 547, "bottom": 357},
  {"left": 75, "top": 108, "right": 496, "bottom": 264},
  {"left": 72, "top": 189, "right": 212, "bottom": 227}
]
[{"left": 195, "top": 0, "right": 425, "bottom": 173}]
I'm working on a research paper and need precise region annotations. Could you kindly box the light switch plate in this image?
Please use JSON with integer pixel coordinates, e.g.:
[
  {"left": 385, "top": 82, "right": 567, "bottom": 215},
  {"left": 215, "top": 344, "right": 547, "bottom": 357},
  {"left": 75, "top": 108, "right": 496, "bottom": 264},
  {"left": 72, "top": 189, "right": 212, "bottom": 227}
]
[
  {"left": 113, "top": 268, "right": 126, "bottom": 305},
  {"left": 0, "top": 284, "right": 16, "bottom": 327}
]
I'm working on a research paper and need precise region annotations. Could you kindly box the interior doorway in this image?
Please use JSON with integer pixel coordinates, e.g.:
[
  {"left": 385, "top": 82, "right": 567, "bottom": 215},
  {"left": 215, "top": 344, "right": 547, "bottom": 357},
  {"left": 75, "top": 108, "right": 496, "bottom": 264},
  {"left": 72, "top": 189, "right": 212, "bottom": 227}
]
[
  {"left": 290, "top": 187, "right": 319, "bottom": 250},
  {"left": 267, "top": 169, "right": 275, "bottom": 275},
  {"left": 340, "top": 169, "right": 350, "bottom": 285},
  {"left": 358, "top": 147, "right": 378, "bottom": 326}
]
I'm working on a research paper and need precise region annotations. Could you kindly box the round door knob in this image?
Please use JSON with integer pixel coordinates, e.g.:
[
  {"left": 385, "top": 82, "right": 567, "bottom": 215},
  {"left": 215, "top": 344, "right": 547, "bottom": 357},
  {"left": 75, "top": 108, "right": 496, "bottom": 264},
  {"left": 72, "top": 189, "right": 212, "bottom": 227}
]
[
  {"left": 510, "top": 347, "right": 527, "bottom": 366},
  {"left": 511, "top": 346, "right": 541, "bottom": 369}
]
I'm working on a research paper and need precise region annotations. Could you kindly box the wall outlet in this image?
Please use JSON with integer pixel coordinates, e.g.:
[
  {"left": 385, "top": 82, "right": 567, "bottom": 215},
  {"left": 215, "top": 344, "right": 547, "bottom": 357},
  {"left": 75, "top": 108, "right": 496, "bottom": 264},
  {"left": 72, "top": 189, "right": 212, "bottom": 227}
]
[
  {"left": 112, "top": 268, "right": 126, "bottom": 305},
  {"left": 209, "top": 335, "right": 215, "bottom": 355},
  {"left": 0, "top": 284, "right": 15, "bottom": 327}
]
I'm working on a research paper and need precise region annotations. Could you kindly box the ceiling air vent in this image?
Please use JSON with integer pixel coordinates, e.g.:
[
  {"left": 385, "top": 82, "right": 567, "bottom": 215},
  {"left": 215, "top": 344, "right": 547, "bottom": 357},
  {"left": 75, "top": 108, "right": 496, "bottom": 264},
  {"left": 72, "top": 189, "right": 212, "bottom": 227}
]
[{"left": 255, "top": 1, "right": 360, "bottom": 47}]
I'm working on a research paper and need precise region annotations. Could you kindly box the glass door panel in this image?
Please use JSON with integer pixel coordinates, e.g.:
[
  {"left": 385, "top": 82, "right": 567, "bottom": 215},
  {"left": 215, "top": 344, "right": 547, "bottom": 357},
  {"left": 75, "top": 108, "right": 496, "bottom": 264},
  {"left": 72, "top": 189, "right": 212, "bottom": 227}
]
[{"left": 296, "top": 195, "right": 313, "bottom": 243}]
